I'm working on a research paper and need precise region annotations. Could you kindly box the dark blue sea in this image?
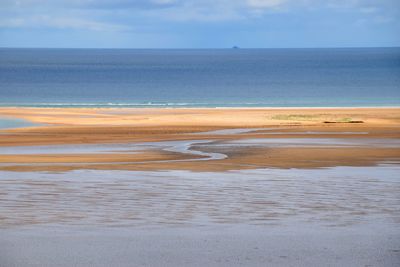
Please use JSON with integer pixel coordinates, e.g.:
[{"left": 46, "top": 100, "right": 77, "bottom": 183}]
[{"left": 0, "top": 48, "right": 399, "bottom": 107}]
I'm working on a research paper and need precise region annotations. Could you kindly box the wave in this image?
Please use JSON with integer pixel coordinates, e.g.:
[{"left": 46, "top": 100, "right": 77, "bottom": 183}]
[
  {"left": 1, "top": 102, "right": 399, "bottom": 108},
  {"left": 0, "top": 102, "right": 279, "bottom": 108}
]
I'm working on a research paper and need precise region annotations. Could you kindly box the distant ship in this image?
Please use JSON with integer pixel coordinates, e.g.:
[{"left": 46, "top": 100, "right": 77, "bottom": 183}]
[{"left": 232, "top": 46, "right": 239, "bottom": 49}]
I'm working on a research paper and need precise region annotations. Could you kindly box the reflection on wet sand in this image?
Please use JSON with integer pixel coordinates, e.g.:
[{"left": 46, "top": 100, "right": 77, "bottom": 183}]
[
  {"left": 0, "top": 135, "right": 399, "bottom": 171},
  {"left": 0, "top": 135, "right": 399, "bottom": 265},
  {"left": 0, "top": 108, "right": 400, "bottom": 266},
  {"left": 1, "top": 166, "right": 399, "bottom": 228}
]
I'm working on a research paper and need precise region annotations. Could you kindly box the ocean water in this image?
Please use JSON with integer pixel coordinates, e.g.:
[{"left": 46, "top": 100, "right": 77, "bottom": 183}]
[
  {"left": 0, "top": 48, "right": 399, "bottom": 107},
  {"left": 0, "top": 117, "right": 38, "bottom": 129}
]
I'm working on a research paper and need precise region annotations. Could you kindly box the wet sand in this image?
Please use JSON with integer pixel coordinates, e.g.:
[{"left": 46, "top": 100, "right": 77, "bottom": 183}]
[
  {"left": 0, "top": 107, "right": 399, "bottom": 171},
  {"left": 2, "top": 166, "right": 399, "bottom": 227},
  {"left": 0, "top": 108, "right": 399, "bottom": 266},
  {"left": 1, "top": 224, "right": 399, "bottom": 267},
  {"left": 0, "top": 166, "right": 399, "bottom": 266}
]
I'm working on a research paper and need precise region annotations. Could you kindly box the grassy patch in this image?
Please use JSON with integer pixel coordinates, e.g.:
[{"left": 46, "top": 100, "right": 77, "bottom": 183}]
[
  {"left": 336, "top": 117, "right": 352, "bottom": 123},
  {"left": 271, "top": 114, "right": 322, "bottom": 121},
  {"left": 271, "top": 114, "right": 363, "bottom": 123}
]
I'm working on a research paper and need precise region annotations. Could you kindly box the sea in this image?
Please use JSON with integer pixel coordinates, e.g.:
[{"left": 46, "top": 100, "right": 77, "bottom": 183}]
[{"left": 0, "top": 47, "right": 399, "bottom": 108}]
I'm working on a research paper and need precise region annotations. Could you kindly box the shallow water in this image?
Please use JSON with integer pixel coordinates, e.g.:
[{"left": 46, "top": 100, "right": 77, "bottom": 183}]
[
  {"left": 1, "top": 137, "right": 398, "bottom": 169},
  {"left": 2, "top": 137, "right": 399, "bottom": 156},
  {"left": 1, "top": 165, "right": 399, "bottom": 228},
  {"left": 1, "top": 165, "right": 399, "bottom": 266},
  {"left": 0, "top": 140, "right": 226, "bottom": 162},
  {"left": 0, "top": 117, "right": 38, "bottom": 130}
]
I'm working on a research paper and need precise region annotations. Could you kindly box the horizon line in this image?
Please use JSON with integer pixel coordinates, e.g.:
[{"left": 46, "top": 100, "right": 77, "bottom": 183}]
[{"left": 1, "top": 46, "right": 400, "bottom": 50}]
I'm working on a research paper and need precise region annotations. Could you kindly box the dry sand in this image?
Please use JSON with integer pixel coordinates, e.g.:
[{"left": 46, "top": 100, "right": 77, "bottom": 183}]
[
  {"left": 1, "top": 108, "right": 400, "bottom": 266},
  {"left": 0, "top": 107, "right": 399, "bottom": 171}
]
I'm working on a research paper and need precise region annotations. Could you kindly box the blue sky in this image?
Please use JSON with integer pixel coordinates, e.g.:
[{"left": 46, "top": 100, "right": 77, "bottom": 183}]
[{"left": 0, "top": 0, "right": 399, "bottom": 48}]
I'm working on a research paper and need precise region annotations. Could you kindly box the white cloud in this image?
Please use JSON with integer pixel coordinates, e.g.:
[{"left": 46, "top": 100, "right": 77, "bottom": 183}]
[
  {"left": 247, "top": 0, "right": 287, "bottom": 8},
  {"left": 151, "top": 0, "right": 177, "bottom": 4},
  {"left": 0, "top": 0, "right": 398, "bottom": 29},
  {"left": 0, "top": 15, "right": 130, "bottom": 31},
  {"left": 0, "top": 0, "right": 180, "bottom": 9}
]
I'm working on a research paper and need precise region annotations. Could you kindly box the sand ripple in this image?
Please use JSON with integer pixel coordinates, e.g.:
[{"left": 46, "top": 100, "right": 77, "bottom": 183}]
[{"left": 0, "top": 166, "right": 399, "bottom": 228}]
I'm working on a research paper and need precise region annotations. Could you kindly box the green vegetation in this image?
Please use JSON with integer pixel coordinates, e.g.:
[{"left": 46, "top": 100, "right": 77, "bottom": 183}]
[
  {"left": 271, "top": 114, "right": 362, "bottom": 123},
  {"left": 336, "top": 117, "right": 352, "bottom": 122},
  {"left": 271, "top": 114, "right": 322, "bottom": 121}
]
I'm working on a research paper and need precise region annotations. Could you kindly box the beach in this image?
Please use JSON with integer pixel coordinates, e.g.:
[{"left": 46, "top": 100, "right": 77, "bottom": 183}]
[
  {"left": 0, "top": 107, "right": 399, "bottom": 171},
  {"left": 1, "top": 166, "right": 399, "bottom": 266},
  {"left": 1, "top": 2, "right": 399, "bottom": 264},
  {"left": 0, "top": 107, "right": 399, "bottom": 266}
]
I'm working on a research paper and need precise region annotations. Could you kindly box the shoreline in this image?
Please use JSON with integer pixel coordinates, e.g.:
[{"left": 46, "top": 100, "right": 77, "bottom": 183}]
[
  {"left": 1, "top": 106, "right": 399, "bottom": 122},
  {"left": 1, "top": 105, "right": 400, "bottom": 109},
  {"left": 0, "top": 107, "right": 399, "bottom": 171},
  {"left": 1, "top": 107, "right": 400, "bottom": 266}
]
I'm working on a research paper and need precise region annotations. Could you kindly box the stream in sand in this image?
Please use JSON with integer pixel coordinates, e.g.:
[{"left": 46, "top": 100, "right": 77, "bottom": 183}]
[
  {"left": 0, "top": 127, "right": 399, "bottom": 266},
  {"left": 0, "top": 136, "right": 399, "bottom": 167}
]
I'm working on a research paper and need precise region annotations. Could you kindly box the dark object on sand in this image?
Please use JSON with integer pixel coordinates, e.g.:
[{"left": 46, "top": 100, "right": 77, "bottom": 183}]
[{"left": 324, "top": 120, "right": 364, "bottom": 124}]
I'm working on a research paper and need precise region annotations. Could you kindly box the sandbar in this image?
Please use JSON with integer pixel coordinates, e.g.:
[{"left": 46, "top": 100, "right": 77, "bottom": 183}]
[{"left": 0, "top": 107, "right": 399, "bottom": 171}]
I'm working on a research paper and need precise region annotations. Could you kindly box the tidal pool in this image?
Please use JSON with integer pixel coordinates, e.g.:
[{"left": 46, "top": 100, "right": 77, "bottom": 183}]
[{"left": 0, "top": 117, "right": 38, "bottom": 130}]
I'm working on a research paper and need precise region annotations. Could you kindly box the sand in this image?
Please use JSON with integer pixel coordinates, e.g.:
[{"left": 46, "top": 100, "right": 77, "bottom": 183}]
[
  {"left": 2, "top": 225, "right": 399, "bottom": 267},
  {"left": 1, "top": 108, "right": 400, "bottom": 266},
  {"left": 1, "top": 166, "right": 399, "bottom": 266},
  {"left": 0, "top": 107, "right": 399, "bottom": 171}
]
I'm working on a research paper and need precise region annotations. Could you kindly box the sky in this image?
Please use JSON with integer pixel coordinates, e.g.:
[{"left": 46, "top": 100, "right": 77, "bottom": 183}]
[{"left": 0, "top": 0, "right": 399, "bottom": 48}]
